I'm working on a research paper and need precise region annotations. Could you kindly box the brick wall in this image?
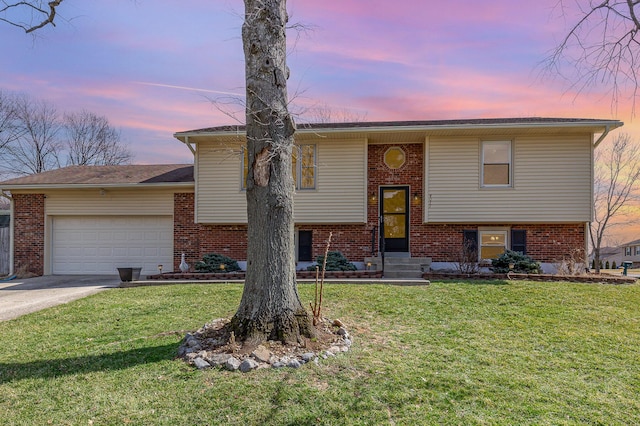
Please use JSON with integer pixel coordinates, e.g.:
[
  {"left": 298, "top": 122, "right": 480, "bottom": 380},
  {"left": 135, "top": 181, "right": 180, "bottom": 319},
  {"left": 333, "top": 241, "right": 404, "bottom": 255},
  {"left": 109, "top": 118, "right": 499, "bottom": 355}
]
[{"left": 12, "top": 193, "right": 45, "bottom": 276}]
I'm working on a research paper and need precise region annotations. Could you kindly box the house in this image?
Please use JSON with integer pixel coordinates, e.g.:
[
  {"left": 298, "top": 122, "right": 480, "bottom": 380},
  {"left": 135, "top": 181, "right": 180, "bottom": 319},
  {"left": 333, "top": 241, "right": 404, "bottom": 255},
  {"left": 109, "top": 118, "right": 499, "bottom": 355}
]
[
  {"left": 621, "top": 238, "right": 640, "bottom": 267},
  {"left": 0, "top": 117, "right": 623, "bottom": 277},
  {"left": 589, "top": 246, "right": 624, "bottom": 269}
]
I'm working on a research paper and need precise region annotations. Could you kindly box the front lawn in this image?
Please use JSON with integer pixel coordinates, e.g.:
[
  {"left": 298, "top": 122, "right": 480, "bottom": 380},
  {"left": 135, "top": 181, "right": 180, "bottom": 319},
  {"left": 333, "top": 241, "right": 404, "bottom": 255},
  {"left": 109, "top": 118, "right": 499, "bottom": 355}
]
[{"left": 1, "top": 280, "right": 638, "bottom": 425}]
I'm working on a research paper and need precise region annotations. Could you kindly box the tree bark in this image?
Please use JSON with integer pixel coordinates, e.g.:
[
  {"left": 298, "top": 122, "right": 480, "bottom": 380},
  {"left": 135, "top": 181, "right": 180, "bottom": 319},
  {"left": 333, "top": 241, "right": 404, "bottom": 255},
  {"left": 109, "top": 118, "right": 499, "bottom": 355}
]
[{"left": 230, "top": 0, "right": 314, "bottom": 345}]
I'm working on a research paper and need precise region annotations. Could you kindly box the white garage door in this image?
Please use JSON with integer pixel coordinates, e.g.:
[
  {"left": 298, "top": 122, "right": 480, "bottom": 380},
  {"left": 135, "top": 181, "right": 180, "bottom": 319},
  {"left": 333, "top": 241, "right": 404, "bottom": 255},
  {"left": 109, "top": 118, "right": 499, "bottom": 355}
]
[{"left": 52, "top": 216, "right": 173, "bottom": 276}]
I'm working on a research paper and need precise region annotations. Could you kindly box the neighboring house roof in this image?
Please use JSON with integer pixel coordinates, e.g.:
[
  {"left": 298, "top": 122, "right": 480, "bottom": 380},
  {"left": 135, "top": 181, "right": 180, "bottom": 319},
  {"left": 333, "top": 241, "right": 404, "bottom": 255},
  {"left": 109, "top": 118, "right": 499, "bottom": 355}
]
[
  {"left": 175, "top": 117, "right": 623, "bottom": 137},
  {"left": 0, "top": 164, "right": 194, "bottom": 189},
  {"left": 622, "top": 238, "right": 640, "bottom": 247}
]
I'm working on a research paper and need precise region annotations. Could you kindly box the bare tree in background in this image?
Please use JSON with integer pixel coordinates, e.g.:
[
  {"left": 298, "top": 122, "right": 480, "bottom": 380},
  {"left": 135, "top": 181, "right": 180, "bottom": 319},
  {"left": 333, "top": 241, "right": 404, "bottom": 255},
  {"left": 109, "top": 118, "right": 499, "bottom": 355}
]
[
  {"left": 64, "top": 110, "right": 132, "bottom": 166},
  {"left": 0, "top": 0, "right": 64, "bottom": 33},
  {"left": 0, "top": 90, "right": 22, "bottom": 154},
  {"left": 545, "top": 0, "right": 640, "bottom": 115},
  {"left": 591, "top": 133, "right": 640, "bottom": 273},
  {"left": 2, "top": 95, "right": 62, "bottom": 176}
]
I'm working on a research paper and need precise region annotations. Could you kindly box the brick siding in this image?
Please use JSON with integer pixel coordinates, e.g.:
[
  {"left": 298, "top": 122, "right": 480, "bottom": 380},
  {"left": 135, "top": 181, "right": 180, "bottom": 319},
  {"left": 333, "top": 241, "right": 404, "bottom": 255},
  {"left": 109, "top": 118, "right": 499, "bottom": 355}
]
[{"left": 12, "top": 193, "right": 45, "bottom": 276}]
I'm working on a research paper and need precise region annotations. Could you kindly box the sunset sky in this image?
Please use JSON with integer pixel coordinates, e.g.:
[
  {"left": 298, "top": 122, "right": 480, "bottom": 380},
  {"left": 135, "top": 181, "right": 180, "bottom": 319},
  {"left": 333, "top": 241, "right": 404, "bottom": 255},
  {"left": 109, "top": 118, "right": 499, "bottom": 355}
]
[{"left": 1, "top": 0, "right": 638, "bottom": 243}]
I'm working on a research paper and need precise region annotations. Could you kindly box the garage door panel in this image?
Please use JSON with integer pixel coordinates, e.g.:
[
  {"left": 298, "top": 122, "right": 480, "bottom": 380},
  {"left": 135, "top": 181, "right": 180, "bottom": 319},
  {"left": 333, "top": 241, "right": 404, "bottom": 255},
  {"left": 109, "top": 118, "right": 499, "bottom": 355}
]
[{"left": 53, "top": 216, "right": 173, "bottom": 276}]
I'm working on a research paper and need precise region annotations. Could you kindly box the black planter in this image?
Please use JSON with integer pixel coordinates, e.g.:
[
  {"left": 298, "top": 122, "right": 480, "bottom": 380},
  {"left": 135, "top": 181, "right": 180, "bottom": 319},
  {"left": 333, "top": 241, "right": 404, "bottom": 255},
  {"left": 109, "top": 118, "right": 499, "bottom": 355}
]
[{"left": 117, "top": 267, "right": 142, "bottom": 282}]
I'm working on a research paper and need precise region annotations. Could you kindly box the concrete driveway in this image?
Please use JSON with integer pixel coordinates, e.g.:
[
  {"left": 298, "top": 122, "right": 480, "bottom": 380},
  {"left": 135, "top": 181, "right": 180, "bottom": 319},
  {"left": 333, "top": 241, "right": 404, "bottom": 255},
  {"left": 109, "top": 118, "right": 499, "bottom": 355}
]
[{"left": 0, "top": 275, "right": 120, "bottom": 321}]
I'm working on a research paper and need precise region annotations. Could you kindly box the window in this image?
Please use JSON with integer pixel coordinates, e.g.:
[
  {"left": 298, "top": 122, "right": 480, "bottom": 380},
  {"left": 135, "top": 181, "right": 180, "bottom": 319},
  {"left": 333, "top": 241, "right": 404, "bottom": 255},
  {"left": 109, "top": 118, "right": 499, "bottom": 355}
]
[
  {"left": 482, "top": 141, "right": 511, "bottom": 186},
  {"left": 480, "top": 230, "right": 508, "bottom": 259},
  {"left": 635, "top": 246, "right": 640, "bottom": 256},
  {"left": 242, "top": 144, "right": 316, "bottom": 190},
  {"left": 625, "top": 247, "right": 632, "bottom": 256},
  {"left": 463, "top": 228, "right": 523, "bottom": 261}
]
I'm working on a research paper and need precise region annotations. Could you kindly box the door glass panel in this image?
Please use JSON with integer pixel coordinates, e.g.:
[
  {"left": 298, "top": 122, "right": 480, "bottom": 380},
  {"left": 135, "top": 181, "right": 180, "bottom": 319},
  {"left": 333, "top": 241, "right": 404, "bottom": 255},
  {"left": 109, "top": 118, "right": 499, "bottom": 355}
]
[
  {"left": 384, "top": 215, "right": 406, "bottom": 239},
  {"left": 383, "top": 190, "right": 406, "bottom": 213}
]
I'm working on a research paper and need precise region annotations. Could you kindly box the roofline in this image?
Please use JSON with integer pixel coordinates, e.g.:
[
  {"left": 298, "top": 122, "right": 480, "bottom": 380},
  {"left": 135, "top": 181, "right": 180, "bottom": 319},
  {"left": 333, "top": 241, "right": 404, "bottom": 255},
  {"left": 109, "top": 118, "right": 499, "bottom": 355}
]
[
  {"left": 174, "top": 119, "right": 624, "bottom": 140},
  {"left": 0, "top": 182, "right": 195, "bottom": 191}
]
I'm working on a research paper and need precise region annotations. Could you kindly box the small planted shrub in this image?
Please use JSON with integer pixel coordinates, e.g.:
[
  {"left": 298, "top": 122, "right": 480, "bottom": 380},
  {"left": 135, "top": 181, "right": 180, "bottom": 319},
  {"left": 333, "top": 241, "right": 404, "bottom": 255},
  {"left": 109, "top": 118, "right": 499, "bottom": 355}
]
[
  {"left": 307, "top": 251, "right": 357, "bottom": 271},
  {"left": 612, "top": 261, "right": 617, "bottom": 269},
  {"left": 492, "top": 250, "right": 542, "bottom": 274},
  {"left": 605, "top": 260, "right": 610, "bottom": 269},
  {"left": 195, "top": 253, "right": 241, "bottom": 273}
]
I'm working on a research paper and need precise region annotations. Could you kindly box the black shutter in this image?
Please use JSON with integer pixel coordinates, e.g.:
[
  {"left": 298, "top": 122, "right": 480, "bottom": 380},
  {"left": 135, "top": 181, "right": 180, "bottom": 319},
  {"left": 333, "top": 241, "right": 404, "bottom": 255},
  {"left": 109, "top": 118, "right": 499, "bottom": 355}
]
[
  {"left": 298, "top": 230, "right": 313, "bottom": 261},
  {"left": 511, "top": 229, "right": 526, "bottom": 254},
  {"left": 463, "top": 230, "right": 478, "bottom": 258}
]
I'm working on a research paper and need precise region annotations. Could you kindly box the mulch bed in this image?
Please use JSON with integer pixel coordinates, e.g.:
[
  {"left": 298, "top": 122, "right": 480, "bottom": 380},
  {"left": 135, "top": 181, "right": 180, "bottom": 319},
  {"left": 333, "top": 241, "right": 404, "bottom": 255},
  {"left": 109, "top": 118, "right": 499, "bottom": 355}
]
[
  {"left": 422, "top": 272, "right": 637, "bottom": 284},
  {"left": 146, "top": 270, "right": 384, "bottom": 280}
]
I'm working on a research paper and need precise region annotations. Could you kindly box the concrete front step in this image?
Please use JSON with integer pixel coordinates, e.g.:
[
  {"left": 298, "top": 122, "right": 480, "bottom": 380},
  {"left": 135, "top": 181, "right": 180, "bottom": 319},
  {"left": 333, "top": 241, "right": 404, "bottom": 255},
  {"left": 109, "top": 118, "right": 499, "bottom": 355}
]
[
  {"left": 382, "top": 256, "right": 431, "bottom": 279},
  {"left": 384, "top": 270, "right": 424, "bottom": 279}
]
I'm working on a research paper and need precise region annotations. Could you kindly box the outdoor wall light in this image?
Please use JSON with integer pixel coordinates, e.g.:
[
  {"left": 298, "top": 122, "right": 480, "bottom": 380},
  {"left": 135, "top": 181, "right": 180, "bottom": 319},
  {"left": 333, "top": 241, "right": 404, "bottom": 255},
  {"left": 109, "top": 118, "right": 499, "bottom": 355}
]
[
  {"left": 158, "top": 264, "right": 163, "bottom": 273},
  {"left": 412, "top": 192, "right": 421, "bottom": 204},
  {"left": 368, "top": 193, "right": 378, "bottom": 205}
]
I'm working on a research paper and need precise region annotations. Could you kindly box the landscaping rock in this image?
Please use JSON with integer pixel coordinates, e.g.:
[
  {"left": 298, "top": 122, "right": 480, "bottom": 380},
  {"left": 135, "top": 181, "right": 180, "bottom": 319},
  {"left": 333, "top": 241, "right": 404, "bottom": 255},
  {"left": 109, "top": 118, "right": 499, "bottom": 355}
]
[
  {"left": 239, "top": 358, "right": 260, "bottom": 373},
  {"left": 205, "top": 353, "right": 232, "bottom": 366},
  {"left": 287, "top": 359, "right": 302, "bottom": 369},
  {"left": 225, "top": 356, "right": 241, "bottom": 371},
  {"left": 193, "top": 358, "right": 211, "bottom": 370},
  {"left": 301, "top": 352, "right": 316, "bottom": 363},
  {"left": 252, "top": 345, "right": 272, "bottom": 363}
]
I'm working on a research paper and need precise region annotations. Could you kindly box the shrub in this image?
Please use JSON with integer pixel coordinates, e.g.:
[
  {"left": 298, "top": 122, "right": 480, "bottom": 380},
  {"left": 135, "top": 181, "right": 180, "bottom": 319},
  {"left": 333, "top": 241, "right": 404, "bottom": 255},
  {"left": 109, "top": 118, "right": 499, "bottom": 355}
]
[
  {"left": 307, "top": 251, "right": 357, "bottom": 271},
  {"left": 195, "top": 253, "right": 241, "bottom": 273},
  {"left": 492, "top": 250, "right": 541, "bottom": 274},
  {"left": 612, "top": 261, "right": 617, "bottom": 269},
  {"left": 605, "top": 260, "right": 610, "bottom": 269}
]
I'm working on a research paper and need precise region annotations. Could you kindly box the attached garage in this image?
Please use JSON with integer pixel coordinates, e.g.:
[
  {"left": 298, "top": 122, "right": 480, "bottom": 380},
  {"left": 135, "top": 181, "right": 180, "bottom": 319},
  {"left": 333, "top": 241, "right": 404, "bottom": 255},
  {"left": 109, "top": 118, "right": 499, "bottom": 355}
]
[
  {"left": 0, "top": 164, "right": 194, "bottom": 277},
  {"left": 52, "top": 216, "right": 173, "bottom": 276}
]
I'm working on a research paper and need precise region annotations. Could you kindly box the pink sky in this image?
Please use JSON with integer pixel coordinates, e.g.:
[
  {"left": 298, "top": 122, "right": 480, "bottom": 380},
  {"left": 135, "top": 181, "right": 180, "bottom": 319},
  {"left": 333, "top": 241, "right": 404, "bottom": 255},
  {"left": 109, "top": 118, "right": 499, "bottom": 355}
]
[{"left": 1, "top": 0, "right": 638, "bottom": 244}]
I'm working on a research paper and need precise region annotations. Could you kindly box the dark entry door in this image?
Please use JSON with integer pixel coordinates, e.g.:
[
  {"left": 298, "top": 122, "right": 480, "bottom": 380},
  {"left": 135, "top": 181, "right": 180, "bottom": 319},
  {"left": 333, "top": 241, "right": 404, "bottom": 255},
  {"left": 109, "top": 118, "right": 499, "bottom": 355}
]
[{"left": 380, "top": 186, "right": 409, "bottom": 252}]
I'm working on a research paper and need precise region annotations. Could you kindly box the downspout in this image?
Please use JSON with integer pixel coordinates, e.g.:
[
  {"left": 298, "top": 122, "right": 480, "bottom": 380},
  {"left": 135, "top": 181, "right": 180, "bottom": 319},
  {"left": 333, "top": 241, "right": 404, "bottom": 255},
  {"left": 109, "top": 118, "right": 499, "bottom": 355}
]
[{"left": 1, "top": 191, "right": 13, "bottom": 276}]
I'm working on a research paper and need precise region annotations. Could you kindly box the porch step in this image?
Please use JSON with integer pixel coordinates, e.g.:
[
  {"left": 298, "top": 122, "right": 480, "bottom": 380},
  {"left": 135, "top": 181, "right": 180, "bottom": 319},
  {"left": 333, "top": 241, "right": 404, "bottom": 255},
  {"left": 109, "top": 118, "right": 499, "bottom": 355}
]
[{"left": 366, "top": 256, "right": 431, "bottom": 278}]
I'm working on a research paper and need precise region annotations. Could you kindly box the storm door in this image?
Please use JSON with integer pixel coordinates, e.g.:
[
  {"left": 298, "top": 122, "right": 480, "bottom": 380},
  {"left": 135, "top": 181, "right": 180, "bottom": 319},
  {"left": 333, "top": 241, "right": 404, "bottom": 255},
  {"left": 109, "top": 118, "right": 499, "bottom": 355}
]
[{"left": 380, "top": 186, "right": 409, "bottom": 252}]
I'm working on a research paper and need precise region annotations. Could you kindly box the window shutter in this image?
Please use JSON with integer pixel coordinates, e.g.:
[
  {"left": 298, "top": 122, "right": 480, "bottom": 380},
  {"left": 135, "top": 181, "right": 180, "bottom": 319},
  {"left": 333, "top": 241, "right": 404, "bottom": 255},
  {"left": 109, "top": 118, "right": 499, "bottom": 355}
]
[
  {"left": 511, "top": 230, "right": 526, "bottom": 254},
  {"left": 463, "top": 230, "right": 478, "bottom": 258}
]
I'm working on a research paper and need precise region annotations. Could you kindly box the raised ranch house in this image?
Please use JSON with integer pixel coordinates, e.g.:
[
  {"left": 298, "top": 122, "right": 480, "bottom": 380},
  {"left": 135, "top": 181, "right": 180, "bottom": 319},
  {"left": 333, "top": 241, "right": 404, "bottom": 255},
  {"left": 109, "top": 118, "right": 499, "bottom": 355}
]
[{"left": 0, "top": 117, "right": 623, "bottom": 278}]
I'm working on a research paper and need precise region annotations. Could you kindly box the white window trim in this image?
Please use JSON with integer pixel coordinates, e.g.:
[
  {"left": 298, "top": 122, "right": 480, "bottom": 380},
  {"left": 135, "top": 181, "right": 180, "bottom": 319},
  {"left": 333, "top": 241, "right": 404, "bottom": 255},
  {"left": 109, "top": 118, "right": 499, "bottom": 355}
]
[
  {"left": 478, "top": 226, "right": 510, "bottom": 261},
  {"left": 481, "top": 140, "right": 513, "bottom": 188}
]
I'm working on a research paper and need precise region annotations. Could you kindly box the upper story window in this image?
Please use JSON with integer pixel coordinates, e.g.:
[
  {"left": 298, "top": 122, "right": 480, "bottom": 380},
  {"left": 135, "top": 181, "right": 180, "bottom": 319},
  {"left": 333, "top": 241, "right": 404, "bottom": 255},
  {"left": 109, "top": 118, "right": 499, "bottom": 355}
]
[
  {"left": 635, "top": 246, "right": 640, "bottom": 256},
  {"left": 625, "top": 247, "right": 632, "bottom": 256},
  {"left": 384, "top": 147, "right": 406, "bottom": 169},
  {"left": 242, "top": 144, "right": 316, "bottom": 190},
  {"left": 482, "top": 141, "right": 512, "bottom": 187}
]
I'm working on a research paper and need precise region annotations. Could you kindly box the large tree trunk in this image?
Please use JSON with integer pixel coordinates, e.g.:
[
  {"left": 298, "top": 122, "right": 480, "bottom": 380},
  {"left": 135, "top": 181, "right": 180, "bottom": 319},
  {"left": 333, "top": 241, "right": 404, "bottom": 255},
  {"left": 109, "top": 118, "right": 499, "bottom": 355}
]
[{"left": 230, "top": 0, "right": 314, "bottom": 345}]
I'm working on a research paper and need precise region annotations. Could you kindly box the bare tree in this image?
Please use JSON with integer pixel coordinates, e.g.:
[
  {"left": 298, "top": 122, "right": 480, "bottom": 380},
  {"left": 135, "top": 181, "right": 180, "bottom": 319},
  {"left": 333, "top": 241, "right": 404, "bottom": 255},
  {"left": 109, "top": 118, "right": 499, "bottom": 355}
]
[
  {"left": 545, "top": 0, "right": 640, "bottom": 115},
  {"left": 591, "top": 133, "right": 640, "bottom": 273},
  {"left": 229, "top": 0, "right": 314, "bottom": 345},
  {"left": 0, "top": 0, "right": 64, "bottom": 33},
  {"left": 0, "top": 90, "right": 23, "bottom": 164},
  {"left": 63, "top": 110, "right": 132, "bottom": 166},
  {"left": 1, "top": 94, "right": 62, "bottom": 176}
]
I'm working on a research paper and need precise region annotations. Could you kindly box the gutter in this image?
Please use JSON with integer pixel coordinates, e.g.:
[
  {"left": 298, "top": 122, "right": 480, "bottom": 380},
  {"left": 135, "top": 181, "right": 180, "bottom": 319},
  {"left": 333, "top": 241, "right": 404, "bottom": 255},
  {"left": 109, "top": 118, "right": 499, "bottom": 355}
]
[
  {"left": 0, "top": 182, "right": 195, "bottom": 191},
  {"left": 174, "top": 120, "right": 624, "bottom": 140}
]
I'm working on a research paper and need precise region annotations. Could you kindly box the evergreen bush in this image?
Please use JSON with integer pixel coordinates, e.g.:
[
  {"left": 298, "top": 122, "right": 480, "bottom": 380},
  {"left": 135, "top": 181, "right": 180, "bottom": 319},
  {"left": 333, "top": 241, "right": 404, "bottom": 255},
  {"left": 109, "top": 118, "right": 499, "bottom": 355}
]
[
  {"left": 491, "top": 250, "right": 541, "bottom": 274},
  {"left": 612, "top": 261, "right": 617, "bottom": 269},
  {"left": 195, "top": 253, "right": 241, "bottom": 273},
  {"left": 307, "top": 251, "right": 357, "bottom": 271},
  {"left": 605, "top": 260, "right": 610, "bottom": 269}
]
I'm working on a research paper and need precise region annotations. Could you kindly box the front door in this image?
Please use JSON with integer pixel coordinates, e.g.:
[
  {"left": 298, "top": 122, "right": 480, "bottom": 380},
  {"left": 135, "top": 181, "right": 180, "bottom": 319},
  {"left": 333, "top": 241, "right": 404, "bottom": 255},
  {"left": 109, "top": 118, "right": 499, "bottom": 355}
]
[{"left": 380, "top": 186, "right": 409, "bottom": 252}]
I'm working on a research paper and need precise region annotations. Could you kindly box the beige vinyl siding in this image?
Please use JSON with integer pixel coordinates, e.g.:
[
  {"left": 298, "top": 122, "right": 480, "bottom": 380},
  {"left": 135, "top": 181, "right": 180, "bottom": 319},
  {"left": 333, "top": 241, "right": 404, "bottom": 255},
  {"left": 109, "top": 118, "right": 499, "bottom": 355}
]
[
  {"left": 294, "top": 138, "right": 366, "bottom": 223},
  {"left": 44, "top": 188, "right": 176, "bottom": 215},
  {"left": 427, "top": 134, "right": 592, "bottom": 222},
  {"left": 195, "top": 142, "right": 247, "bottom": 223},
  {"left": 195, "top": 139, "right": 367, "bottom": 224}
]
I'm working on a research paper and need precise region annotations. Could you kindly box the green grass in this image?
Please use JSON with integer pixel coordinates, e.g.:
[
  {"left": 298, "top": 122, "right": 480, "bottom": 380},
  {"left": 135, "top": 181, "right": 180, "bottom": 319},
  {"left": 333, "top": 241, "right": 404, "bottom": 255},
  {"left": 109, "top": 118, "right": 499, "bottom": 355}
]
[{"left": 1, "top": 280, "right": 639, "bottom": 425}]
